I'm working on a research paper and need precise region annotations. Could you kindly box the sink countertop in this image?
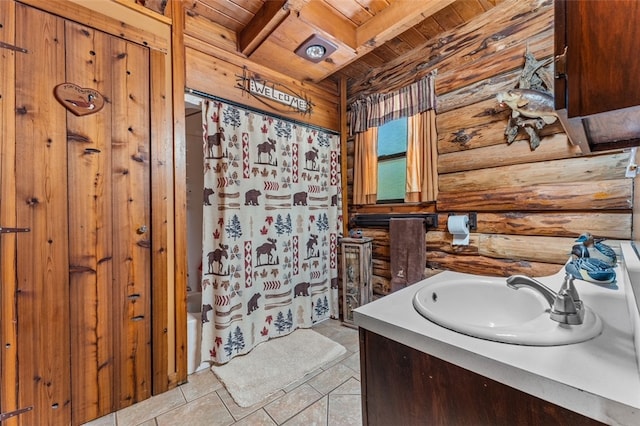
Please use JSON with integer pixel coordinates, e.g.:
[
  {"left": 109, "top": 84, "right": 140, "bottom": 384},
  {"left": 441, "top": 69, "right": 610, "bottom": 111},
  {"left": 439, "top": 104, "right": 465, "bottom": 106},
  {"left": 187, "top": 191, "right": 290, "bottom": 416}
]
[{"left": 354, "top": 245, "right": 640, "bottom": 425}]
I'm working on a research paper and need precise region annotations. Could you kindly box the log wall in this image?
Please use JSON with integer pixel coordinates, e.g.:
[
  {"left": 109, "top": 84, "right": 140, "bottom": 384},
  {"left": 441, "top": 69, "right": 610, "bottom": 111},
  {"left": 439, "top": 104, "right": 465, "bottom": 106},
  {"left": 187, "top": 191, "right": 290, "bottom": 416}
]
[{"left": 346, "top": 0, "right": 633, "bottom": 295}]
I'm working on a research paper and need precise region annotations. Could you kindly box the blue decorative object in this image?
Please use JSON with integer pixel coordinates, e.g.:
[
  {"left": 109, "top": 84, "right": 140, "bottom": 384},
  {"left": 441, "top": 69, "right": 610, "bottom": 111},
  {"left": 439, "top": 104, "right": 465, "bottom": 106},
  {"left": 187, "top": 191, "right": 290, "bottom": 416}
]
[
  {"left": 572, "top": 232, "right": 617, "bottom": 267},
  {"left": 565, "top": 258, "right": 616, "bottom": 284},
  {"left": 349, "top": 229, "right": 363, "bottom": 238}
]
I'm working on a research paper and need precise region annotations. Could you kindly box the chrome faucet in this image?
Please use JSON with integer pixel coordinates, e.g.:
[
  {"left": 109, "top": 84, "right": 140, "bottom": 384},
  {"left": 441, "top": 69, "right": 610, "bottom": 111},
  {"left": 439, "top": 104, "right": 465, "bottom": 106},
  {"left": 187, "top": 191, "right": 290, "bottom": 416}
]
[{"left": 506, "top": 274, "right": 584, "bottom": 325}]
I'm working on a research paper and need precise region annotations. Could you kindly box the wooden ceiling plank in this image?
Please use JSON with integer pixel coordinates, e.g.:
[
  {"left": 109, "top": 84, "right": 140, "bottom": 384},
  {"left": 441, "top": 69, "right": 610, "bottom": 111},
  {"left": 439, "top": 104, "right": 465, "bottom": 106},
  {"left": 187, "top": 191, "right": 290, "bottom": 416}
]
[
  {"left": 383, "top": 36, "right": 415, "bottom": 57},
  {"left": 370, "top": 43, "right": 401, "bottom": 62},
  {"left": 356, "top": 0, "right": 457, "bottom": 49},
  {"left": 356, "top": 0, "right": 392, "bottom": 16},
  {"left": 204, "top": 0, "right": 256, "bottom": 22},
  {"left": 451, "top": 0, "right": 490, "bottom": 21},
  {"left": 396, "top": 28, "right": 430, "bottom": 50},
  {"left": 187, "top": 0, "right": 248, "bottom": 32},
  {"left": 230, "top": 0, "right": 266, "bottom": 14},
  {"left": 431, "top": 3, "right": 465, "bottom": 30},
  {"left": 324, "top": 0, "right": 373, "bottom": 26},
  {"left": 238, "top": 0, "right": 288, "bottom": 56},
  {"left": 298, "top": 0, "right": 357, "bottom": 48},
  {"left": 412, "top": 16, "right": 447, "bottom": 41}
]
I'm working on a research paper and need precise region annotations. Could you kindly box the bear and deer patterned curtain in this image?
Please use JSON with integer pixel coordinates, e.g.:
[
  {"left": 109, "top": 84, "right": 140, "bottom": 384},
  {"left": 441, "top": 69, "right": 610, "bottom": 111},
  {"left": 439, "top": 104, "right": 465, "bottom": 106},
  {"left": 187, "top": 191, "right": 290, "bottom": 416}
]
[{"left": 200, "top": 99, "right": 342, "bottom": 364}]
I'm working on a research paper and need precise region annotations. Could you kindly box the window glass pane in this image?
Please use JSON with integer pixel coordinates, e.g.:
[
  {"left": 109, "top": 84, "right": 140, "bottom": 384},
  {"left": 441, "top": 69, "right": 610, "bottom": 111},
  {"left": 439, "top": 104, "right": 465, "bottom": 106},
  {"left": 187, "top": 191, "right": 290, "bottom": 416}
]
[
  {"left": 377, "top": 157, "right": 406, "bottom": 201},
  {"left": 377, "top": 117, "right": 408, "bottom": 156}
]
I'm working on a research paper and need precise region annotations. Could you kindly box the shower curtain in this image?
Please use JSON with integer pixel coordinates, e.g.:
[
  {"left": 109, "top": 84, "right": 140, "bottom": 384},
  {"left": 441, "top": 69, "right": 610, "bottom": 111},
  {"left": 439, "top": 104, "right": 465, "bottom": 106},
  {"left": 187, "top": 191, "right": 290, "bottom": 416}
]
[{"left": 200, "top": 99, "right": 342, "bottom": 364}]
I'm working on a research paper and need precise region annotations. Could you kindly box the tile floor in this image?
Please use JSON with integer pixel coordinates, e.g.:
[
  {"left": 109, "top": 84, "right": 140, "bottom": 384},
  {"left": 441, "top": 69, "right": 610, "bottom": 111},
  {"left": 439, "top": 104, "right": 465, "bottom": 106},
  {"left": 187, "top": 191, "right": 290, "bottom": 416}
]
[{"left": 84, "top": 319, "right": 362, "bottom": 426}]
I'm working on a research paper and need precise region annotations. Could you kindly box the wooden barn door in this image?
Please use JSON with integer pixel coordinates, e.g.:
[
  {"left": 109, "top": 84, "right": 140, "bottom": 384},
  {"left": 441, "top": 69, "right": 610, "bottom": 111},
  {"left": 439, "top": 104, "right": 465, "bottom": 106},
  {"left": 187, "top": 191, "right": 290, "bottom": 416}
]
[{"left": 1, "top": 4, "right": 151, "bottom": 425}]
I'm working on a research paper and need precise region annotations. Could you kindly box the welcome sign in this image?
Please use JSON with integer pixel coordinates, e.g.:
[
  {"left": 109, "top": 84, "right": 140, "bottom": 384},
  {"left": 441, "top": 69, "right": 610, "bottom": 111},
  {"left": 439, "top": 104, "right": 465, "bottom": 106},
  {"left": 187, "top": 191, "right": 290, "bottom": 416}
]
[
  {"left": 237, "top": 68, "right": 314, "bottom": 115},
  {"left": 249, "top": 79, "right": 310, "bottom": 113}
]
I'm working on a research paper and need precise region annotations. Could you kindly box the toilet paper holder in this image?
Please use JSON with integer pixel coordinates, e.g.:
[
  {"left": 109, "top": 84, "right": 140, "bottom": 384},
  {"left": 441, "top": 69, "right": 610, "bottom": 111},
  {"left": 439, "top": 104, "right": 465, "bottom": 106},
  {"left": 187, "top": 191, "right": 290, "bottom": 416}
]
[{"left": 448, "top": 212, "right": 477, "bottom": 231}]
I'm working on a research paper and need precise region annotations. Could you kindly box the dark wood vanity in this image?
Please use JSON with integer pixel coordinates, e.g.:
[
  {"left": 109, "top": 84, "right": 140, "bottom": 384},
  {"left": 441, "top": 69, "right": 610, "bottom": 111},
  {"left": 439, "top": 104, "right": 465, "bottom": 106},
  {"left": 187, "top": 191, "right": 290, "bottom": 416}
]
[{"left": 359, "top": 329, "right": 605, "bottom": 426}]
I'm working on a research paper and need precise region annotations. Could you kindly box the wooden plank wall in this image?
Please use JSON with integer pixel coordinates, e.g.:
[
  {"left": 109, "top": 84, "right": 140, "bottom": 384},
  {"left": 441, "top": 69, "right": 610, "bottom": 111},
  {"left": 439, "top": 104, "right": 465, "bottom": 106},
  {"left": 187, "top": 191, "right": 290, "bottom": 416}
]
[
  {"left": 346, "top": 0, "right": 633, "bottom": 295},
  {"left": 181, "top": 5, "right": 340, "bottom": 132}
]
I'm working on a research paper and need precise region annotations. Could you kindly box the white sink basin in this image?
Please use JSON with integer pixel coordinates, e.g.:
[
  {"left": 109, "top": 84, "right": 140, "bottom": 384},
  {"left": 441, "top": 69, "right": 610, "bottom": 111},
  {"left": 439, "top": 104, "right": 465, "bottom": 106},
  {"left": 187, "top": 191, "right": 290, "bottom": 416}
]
[{"left": 412, "top": 274, "right": 603, "bottom": 346}]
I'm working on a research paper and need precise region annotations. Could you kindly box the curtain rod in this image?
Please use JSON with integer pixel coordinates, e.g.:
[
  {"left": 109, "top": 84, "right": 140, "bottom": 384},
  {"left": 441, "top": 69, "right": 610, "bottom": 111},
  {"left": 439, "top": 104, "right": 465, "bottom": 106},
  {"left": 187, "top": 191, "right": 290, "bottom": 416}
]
[{"left": 185, "top": 88, "right": 340, "bottom": 136}]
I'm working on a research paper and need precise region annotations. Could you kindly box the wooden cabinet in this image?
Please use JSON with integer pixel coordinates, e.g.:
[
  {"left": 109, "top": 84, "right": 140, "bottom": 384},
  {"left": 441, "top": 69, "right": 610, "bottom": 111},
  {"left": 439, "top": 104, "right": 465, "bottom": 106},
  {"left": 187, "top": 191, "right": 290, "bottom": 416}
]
[
  {"left": 340, "top": 237, "right": 373, "bottom": 327},
  {"left": 359, "top": 329, "right": 605, "bottom": 426},
  {"left": 554, "top": 0, "right": 640, "bottom": 153}
]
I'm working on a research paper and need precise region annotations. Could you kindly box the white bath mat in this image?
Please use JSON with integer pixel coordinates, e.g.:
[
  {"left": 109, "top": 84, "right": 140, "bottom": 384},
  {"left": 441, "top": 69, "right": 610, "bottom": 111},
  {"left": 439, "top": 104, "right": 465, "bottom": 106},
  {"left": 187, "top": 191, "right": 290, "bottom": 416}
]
[{"left": 211, "top": 328, "right": 347, "bottom": 407}]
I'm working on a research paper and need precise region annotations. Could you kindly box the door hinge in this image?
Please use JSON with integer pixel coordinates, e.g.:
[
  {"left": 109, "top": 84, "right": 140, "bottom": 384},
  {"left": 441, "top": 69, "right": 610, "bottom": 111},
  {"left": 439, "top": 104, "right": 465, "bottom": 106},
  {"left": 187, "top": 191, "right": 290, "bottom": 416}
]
[
  {"left": 0, "top": 227, "right": 30, "bottom": 234},
  {"left": 0, "top": 41, "right": 28, "bottom": 54},
  {"left": 554, "top": 46, "right": 568, "bottom": 79},
  {"left": 0, "top": 406, "right": 33, "bottom": 422}
]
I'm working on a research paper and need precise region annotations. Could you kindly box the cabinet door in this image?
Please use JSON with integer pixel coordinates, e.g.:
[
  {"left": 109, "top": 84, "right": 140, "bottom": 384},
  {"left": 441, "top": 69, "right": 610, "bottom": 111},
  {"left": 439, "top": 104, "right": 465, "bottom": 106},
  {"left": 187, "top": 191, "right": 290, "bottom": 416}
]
[
  {"left": 559, "top": 0, "right": 640, "bottom": 117},
  {"left": 360, "top": 329, "right": 606, "bottom": 426}
]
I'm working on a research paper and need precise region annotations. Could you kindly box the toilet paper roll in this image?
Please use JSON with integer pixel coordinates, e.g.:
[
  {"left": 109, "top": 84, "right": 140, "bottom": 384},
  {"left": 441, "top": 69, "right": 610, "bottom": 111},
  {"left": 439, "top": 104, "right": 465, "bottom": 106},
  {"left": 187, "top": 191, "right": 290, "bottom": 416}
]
[{"left": 447, "top": 215, "right": 470, "bottom": 245}]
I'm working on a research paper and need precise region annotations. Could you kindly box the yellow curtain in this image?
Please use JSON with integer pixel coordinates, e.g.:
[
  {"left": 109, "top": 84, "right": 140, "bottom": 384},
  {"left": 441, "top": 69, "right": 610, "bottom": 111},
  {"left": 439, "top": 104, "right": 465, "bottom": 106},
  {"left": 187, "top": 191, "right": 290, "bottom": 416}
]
[
  {"left": 405, "top": 109, "right": 438, "bottom": 202},
  {"left": 353, "top": 127, "right": 378, "bottom": 205}
]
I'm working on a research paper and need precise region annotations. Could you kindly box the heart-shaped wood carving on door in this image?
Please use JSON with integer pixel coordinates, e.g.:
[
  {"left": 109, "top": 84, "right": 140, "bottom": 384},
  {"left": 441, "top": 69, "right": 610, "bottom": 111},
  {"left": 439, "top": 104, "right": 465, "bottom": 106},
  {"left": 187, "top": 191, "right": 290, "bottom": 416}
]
[{"left": 54, "top": 83, "right": 105, "bottom": 116}]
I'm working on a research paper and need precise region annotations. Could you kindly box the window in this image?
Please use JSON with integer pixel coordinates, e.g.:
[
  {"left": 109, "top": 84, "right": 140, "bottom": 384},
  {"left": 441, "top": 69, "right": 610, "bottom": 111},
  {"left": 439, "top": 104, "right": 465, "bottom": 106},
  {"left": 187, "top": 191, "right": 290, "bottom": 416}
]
[{"left": 377, "top": 117, "right": 408, "bottom": 202}]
